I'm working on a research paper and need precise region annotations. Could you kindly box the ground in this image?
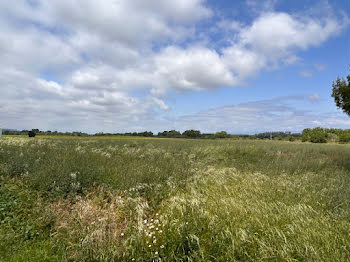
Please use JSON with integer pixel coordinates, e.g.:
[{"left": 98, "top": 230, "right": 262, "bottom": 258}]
[{"left": 1, "top": 136, "right": 350, "bottom": 261}]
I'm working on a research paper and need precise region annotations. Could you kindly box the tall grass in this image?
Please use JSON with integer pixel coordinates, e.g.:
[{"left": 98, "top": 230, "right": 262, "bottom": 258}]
[{"left": 1, "top": 137, "right": 350, "bottom": 261}]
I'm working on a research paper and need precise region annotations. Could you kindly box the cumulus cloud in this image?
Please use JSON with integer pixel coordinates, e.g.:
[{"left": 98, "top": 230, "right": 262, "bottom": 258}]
[{"left": 0, "top": 0, "right": 348, "bottom": 132}]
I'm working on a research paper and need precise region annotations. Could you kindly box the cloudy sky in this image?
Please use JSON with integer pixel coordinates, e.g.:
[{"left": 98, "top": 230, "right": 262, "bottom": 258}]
[{"left": 1, "top": 0, "right": 350, "bottom": 134}]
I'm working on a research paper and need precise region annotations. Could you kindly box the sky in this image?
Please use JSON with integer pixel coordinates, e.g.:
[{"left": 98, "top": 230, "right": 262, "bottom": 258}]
[{"left": 1, "top": 0, "right": 350, "bottom": 134}]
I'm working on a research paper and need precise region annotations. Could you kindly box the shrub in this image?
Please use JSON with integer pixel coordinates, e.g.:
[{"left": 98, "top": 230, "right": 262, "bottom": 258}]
[
  {"left": 28, "top": 131, "right": 36, "bottom": 138},
  {"left": 288, "top": 136, "right": 296, "bottom": 142},
  {"left": 339, "top": 133, "right": 350, "bottom": 143}
]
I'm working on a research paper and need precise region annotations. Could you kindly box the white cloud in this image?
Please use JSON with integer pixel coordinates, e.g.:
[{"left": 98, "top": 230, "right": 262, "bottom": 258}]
[
  {"left": 0, "top": 1, "right": 348, "bottom": 132},
  {"left": 152, "top": 46, "right": 237, "bottom": 94}
]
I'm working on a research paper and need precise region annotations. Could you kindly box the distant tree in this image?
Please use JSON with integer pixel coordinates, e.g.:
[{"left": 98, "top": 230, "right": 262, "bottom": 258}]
[
  {"left": 332, "top": 68, "right": 350, "bottom": 116},
  {"left": 301, "top": 128, "right": 311, "bottom": 142},
  {"left": 28, "top": 130, "right": 36, "bottom": 137},
  {"left": 158, "top": 130, "right": 181, "bottom": 138},
  {"left": 182, "top": 130, "right": 201, "bottom": 138},
  {"left": 214, "top": 131, "right": 228, "bottom": 138},
  {"left": 302, "top": 127, "right": 328, "bottom": 143}
]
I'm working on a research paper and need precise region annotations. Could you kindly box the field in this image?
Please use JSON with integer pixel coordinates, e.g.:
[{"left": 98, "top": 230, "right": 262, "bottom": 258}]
[{"left": 1, "top": 136, "right": 350, "bottom": 261}]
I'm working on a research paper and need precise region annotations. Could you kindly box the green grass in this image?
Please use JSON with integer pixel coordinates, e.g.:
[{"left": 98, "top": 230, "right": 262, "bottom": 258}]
[{"left": 1, "top": 137, "right": 350, "bottom": 261}]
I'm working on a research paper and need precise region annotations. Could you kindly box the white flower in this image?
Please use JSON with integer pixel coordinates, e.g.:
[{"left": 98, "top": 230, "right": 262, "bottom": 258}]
[
  {"left": 155, "top": 251, "right": 158, "bottom": 255},
  {"left": 148, "top": 244, "right": 152, "bottom": 248},
  {"left": 121, "top": 232, "right": 124, "bottom": 237},
  {"left": 143, "top": 219, "right": 147, "bottom": 224},
  {"left": 160, "top": 245, "right": 164, "bottom": 249}
]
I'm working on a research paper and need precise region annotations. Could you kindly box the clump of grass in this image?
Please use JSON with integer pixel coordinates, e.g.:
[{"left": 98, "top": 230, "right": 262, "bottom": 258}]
[
  {"left": 51, "top": 186, "right": 150, "bottom": 261},
  {"left": 158, "top": 166, "right": 350, "bottom": 261}
]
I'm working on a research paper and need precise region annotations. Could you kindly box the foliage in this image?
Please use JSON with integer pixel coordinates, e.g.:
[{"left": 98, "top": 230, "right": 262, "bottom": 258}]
[
  {"left": 302, "top": 127, "right": 350, "bottom": 143},
  {"left": 339, "top": 132, "right": 350, "bottom": 143},
  {"left": 214, "top": 131, "right": 228, "bottom": 138},
  {"left": 182, "top": 129, "right": 201, "bottom": 138},
  {"left": 332, "top": 70, "right": 350, "bottom": 116},
  {"left": 28, "top": 131, "right": 36, "bottom": 138},
  {"left": 157, "top": 130, "right": 181, "bottom": 138}
]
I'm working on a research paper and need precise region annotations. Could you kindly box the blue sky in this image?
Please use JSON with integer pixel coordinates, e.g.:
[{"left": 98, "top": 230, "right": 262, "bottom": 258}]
[{"left": 1, "top": 0, "right": 350, "bottom": 134}]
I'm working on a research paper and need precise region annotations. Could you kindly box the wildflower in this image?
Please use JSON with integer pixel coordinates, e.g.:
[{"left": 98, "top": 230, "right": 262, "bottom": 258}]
[
  {"left": 121, "top": 232, "right": 124, "bottom": 237},
  {"left": 148, "top": 245, "right": 152, "bottom": 248},
  {"left": 132, "top": 259, "right": 135, "bottom": 261},
  {"left": 143, "top": 219, "right": 147, "bottom": 224},
  {"left": 160, "top": 245, "right": 164, "bottom": 249},
  {"left": 155, "top": 251, "right": 158, "bottom": 255},
  {"left": 70, "top": 172, "right": 78, "bottom": 179}
]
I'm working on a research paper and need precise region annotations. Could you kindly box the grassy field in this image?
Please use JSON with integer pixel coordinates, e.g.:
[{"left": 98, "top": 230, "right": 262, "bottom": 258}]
[{"left": 1, "top": 136, "right": 350, "bottom": 261}]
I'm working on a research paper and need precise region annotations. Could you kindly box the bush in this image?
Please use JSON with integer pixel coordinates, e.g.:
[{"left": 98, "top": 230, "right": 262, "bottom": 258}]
[
  {"left": 302, "top": 127, "right": 328, "bottom": 143},
  {"left": 339, "top": 133, "right": 350, "bottom": 143},
  {"left": 214, "top": 131, "right": 228, "bottom": 139},
  {"left": 288, "top": 136, "right": 296, "bottom": 142},
  {"left": 28, "top": 131, "right": 36, "bottom": 138}
]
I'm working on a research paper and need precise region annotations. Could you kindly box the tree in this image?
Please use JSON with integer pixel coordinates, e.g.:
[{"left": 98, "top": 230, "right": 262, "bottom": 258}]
[
  {"left": 214, "top": 131, "right": 228, "bottom": 138},
  {"left": 28, "top": 130, "right": 36, "bottom": 137},
  {"left": 332, "top": 69, "right": 350, "bottom": 116},
  {"left": 182, "top": 130, "right": 201, "bottom": 138},
  {"left": 157, "top": 130, "right": 181, "bottom": 138}
]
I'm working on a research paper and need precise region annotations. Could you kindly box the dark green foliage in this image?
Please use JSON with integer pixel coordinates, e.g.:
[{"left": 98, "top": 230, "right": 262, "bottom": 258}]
[
  {"left": 214, "top": 131, "right": 228, "bottom": 138},
  {"left": 332, "top": 70, "right": 350, "bottom": 116},
  {"left": 28, "top": 131, "right": 36, "bottom": 138},
  {"left": 182, "top": 129, "right": 201, "bottom": 138},
  {"left": 157, "top": 130, "right": 181, "bottom": 138}
]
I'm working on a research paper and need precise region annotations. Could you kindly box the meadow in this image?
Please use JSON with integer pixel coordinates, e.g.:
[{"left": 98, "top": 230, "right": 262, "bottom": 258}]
[{"left": 1, "top": 136, "right": 350, "bottom": 261}]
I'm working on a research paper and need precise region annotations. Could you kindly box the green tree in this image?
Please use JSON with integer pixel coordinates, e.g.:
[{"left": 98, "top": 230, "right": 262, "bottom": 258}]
[
  {"left": 182, "top": 130, "right": 201, "bottom": 138},
  {"left": 28, "top": 130, "right": 36, "bottom": 138},
  {"left": 332, "top": 68, "right": 350, "bottom": 116},
  {"left": 214, "top": 131, "right": 228, "bottom": 138}
]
